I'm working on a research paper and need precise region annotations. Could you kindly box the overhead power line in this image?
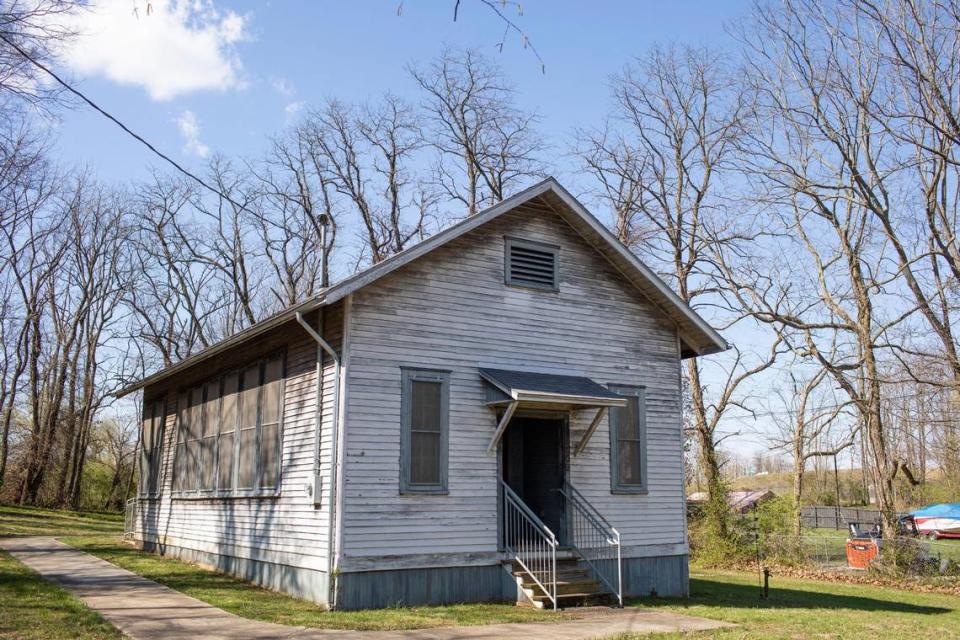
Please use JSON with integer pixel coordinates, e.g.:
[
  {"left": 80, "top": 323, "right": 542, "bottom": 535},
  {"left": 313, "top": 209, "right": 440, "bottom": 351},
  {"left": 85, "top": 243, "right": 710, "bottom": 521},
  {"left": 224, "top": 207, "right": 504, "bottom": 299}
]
[{"left": 0, "top": 31, "right": 245, "bottom": 212}]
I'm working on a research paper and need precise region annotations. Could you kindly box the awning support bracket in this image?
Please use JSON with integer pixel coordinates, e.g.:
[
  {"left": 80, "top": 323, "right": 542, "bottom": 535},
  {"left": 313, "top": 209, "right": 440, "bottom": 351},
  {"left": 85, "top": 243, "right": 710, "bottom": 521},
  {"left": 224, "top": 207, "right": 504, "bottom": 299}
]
[
  {"left": 574, "top": 407, "right": 609, "bottom": 456},
  {"left": 487, "top": 400, "right": 519, "bottom": 456}
]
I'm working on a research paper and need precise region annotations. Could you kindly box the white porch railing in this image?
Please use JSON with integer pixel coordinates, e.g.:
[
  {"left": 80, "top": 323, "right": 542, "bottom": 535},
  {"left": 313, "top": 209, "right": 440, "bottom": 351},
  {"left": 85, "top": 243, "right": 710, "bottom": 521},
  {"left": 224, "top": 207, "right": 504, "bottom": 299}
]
[
  {"left": 500, "top": 479, "right": 558, "bottom": 609},
  {"left": 557, "top": 483, "right": 622, "bottom": 606},
  {"left": 123, "top": 497, "right": 138, "bottom": 538}
]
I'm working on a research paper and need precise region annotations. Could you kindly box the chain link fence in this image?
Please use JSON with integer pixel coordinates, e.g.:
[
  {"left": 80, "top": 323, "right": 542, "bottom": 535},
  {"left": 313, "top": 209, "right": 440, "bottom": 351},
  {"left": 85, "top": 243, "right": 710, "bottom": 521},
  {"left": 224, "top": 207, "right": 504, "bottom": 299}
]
[{"left": 756, "top": 532, "right": 960, "bottom": 574}]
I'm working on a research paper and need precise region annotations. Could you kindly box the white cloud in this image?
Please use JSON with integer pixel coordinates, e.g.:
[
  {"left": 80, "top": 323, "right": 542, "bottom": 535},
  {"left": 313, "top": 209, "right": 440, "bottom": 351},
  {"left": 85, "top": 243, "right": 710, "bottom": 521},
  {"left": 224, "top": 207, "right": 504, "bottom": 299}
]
[
  {"left": 284, "top": 100, "right": 305, "bottom": 121},
  {"left": 271, "top": 77, "right": 296, "bottom": 98},
  {"left": 58, "top": 0, "right": 249, "bottom": 101},
  {"left": 175, "top": 110, "right": 209, "bottom": 157}
]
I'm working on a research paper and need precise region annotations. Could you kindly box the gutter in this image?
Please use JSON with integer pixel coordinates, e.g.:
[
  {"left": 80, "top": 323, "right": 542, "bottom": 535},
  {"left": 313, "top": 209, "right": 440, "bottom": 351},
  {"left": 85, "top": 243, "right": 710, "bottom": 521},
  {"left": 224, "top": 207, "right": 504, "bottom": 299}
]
[{"left": 294, "top": 310, "right": 341, "bottom": 608}]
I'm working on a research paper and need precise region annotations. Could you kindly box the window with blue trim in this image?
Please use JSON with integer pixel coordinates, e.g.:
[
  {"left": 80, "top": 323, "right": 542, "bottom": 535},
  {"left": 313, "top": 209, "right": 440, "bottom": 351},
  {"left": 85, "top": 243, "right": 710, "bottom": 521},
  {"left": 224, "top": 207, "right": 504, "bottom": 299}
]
[
  {"left": 400, "top": 368, "right": 450, "bottom": 494},
  {"left": 608, "top": 385, "right": 647, "bottom": 493}
]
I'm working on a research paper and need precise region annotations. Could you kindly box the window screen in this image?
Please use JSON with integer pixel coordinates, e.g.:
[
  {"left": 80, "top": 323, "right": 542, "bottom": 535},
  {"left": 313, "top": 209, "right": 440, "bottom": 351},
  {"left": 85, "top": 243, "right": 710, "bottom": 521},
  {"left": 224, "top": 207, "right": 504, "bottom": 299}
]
[
  {"left": 171, "top": 352, "right": 285, "bottom": 496},
  {"left": 200, "top": 380, "right": 220, "bottom": 491},
  {"left": 258, "top": 356, "right": 283, "bottom": 490},
  {"left": 218, "top": 372, "right": 239, "bottom": 490},
  {"left": 237, "top": 364, "right": 260, "bottom": 490},
  {"left": 505, "top": 237, "right": 559, "bottom": 290},
  {"left": 174, "top": 392, "right": 189, "bottom": 492},
  {"left": 608, "top": 385, "right": 647, "bottom": 493},
  {"left": 139, "top": 399, "right": 165, "bottom": 497},
  {"left": 186, "top": 386, "right": 203, "bottom": 492},
  {"left": 400, "top": 368, "right": 449, "bottom": 493}
]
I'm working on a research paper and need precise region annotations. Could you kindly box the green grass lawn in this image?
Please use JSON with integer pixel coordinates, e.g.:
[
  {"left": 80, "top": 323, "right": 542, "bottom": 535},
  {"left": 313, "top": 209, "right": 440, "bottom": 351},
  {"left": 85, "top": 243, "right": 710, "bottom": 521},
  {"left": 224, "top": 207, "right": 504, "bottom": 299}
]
[
  {"left": 0, "top": 504, "right": 123, "bottom": 537},
  {"left": 619, "top": 569, "right": 960, "bottom": 640},
  {"left": 62, "top": 534, "right": 569, "bottom": 631},
  {"left": 930, "top": 538, "right": 960, "bottom": 563},
  {"left": 4, "top": 504, "right": 960, "bottom": 637},
  {"left": 801, "top": 527, "right": 960, "bottom": 563},
  {"left": 0, "top": 550, "right": 122, "bottom": 640}
]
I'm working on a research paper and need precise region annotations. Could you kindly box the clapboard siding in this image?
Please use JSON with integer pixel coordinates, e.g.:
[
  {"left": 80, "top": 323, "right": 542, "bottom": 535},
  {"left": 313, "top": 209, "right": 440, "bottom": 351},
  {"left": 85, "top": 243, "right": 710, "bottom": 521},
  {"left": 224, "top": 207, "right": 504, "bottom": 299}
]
[
  {"left": 341, "top": 201, "right": 686, "bottom": 561},
  {"left": 136, "top": 304, "right": 344, "bottom": 580}
]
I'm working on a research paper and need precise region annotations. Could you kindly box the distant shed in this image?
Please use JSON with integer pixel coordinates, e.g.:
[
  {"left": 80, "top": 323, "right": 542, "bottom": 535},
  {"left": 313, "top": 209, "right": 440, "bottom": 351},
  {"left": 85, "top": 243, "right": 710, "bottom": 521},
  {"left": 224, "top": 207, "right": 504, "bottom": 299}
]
[{"left": 688, "top": 489, "right": 775, "bottom": 514}]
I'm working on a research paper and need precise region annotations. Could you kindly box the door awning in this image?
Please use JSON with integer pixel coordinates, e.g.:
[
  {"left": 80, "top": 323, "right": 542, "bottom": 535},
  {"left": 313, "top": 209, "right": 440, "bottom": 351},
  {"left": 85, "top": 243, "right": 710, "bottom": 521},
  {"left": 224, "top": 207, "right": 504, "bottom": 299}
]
[
  {"left": 480, "top": 368, "right": 627, "bottom": 408},
  {"left": 479, "top": 368, "right": 627, "bottom": 455}
]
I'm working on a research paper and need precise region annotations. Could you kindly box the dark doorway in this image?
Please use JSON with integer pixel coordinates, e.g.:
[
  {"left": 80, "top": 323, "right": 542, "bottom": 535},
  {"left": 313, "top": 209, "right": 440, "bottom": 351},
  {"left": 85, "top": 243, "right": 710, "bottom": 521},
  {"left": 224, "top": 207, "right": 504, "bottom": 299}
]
[{"left": 501, "top": 415, "right": 567, "bottom": 544}]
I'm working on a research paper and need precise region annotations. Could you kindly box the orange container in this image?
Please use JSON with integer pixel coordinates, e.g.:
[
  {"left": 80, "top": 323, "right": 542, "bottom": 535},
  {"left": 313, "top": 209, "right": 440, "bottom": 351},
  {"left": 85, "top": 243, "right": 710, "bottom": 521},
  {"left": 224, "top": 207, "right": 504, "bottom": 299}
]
[{"left": 846, "top": 539, "right": 879, "bottom": 570}]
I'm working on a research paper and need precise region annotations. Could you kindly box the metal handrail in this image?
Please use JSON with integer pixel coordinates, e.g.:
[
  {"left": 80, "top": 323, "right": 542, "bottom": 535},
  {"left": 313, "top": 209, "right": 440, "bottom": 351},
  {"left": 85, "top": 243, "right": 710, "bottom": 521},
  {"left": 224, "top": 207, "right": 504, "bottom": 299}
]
[
  {"left": 564, "top": 482, "right": 616, "bottom": 531},
  {"left": 123, "top": 497, "right": 138, "bottom": 538},
  {"left": 500, "top": 479, "right": 558, "bottom": 609},
  {"left": 557, "top": 484, "right": 622, "bottom": 607}
]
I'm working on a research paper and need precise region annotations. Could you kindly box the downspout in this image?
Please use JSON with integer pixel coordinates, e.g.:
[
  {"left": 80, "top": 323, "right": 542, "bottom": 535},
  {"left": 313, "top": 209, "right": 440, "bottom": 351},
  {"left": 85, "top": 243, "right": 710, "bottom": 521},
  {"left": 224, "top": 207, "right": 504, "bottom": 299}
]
[
  {"left": 676, "top": 330, "right": 691, "bottom": 569},
  {"left": 294, "top": 310, "right": 341, "bottom": 607},
  {"left": 330, "top": 294, "right": 351, "bottom": 610}
]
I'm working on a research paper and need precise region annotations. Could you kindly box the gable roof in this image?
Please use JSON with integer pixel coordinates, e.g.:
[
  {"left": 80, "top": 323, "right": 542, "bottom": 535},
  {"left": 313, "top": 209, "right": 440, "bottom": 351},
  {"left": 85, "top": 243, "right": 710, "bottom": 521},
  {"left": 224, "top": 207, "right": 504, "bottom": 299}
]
[{"left": 118, "top": 177, "right": 727, "bottom": 397}]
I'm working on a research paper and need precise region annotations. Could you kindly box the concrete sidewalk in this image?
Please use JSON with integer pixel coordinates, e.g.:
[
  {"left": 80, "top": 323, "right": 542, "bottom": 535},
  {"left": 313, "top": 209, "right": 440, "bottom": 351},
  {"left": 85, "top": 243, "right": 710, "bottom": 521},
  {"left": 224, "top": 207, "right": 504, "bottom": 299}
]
[{"left": 0, "top": 536, "right": 733, "bottom": 640}]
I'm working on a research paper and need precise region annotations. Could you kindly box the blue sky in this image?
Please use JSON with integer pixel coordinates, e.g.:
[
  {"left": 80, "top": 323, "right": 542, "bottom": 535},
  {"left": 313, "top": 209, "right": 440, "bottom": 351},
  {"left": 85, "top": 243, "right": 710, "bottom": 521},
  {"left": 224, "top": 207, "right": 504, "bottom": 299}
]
[
  {"left": 54, "top": 1, "right": 753, "bottom": 187},
  {"left": 51, "top": 0, "right": 816, "bottom": 465}
]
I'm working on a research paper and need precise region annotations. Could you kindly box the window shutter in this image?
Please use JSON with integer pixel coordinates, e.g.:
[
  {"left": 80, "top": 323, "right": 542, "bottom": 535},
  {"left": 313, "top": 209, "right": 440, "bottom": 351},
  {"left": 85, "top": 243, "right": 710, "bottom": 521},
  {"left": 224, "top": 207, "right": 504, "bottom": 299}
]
[{"left": 506, "top": 238, "right": 559, "bottom": 290}]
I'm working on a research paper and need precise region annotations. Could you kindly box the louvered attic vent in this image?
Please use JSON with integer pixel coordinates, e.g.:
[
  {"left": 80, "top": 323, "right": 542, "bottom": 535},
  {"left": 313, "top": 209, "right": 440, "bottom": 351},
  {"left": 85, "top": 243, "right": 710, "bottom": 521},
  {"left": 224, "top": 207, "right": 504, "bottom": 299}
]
[{"left": 505, "top": 237, "right": 559, "bottom": 291}]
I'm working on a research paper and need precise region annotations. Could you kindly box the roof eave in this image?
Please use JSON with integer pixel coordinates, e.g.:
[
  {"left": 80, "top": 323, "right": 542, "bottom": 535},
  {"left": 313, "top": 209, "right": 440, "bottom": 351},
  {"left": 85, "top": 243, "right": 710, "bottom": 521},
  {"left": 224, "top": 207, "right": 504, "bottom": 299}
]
[
  {"left": 115, "top": 296, "right": 326, "bottom": 398},
  {"left": 119, "top": 177, "right": 728, "bottom": 397},
  {"left": 541, "top": 181, "right": 729, "bottom": 357},
  {"left": 513, "top": 391, "right": 628, "bottom": 407}
]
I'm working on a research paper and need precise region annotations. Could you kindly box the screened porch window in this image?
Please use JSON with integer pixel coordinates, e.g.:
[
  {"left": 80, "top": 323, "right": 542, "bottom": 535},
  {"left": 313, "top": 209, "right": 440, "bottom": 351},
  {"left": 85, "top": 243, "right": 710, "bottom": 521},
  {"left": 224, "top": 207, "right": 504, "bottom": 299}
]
[
  {"left": 139, "top": 399, "right": 165, "bottom": 498},
  {"left": 608, "top": 385, "right": 647, "bottom": 493},
  {"left": 400, "top": 368, "right": 449, "bottom": 494},
  {"left": 173, "top": 352, "right": 285, "bottom": 497}
]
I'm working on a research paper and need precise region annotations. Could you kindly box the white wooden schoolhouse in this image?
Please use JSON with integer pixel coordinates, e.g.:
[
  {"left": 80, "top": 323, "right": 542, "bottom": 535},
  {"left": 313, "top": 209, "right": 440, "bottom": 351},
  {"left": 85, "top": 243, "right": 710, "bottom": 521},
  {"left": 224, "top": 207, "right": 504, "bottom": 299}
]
[{"left": 122, "top": 177, "right": 727, "bottom": 610}]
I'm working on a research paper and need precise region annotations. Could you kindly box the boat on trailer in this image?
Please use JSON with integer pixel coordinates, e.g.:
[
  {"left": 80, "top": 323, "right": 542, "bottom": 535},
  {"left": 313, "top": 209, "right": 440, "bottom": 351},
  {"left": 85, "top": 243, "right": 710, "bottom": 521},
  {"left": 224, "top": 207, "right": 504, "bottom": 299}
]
[{"left": 911, "top": 504, "right": 960, "bottom": 539}]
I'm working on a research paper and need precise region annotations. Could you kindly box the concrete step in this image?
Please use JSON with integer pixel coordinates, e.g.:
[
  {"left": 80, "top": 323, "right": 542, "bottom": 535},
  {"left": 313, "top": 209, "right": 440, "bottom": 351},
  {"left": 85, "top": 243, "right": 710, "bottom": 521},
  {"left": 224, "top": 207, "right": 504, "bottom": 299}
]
[
  {"left": 507, "top": 555, "right": 616, "bottom": 610},
  {"left": 513, "top": 567, "right": 592, "bottom": 580},
  {"left": 520, "top": 578, "right": 601, "bottom": 595},
  {"left": 510, "top": 559, "right": 583, "bottom": 574},
  {"left": 513, "top": 566, "right": 591, "bottom": 580},
  {"left": 528, "top": 590, "right": 615, "bottom": 609}
]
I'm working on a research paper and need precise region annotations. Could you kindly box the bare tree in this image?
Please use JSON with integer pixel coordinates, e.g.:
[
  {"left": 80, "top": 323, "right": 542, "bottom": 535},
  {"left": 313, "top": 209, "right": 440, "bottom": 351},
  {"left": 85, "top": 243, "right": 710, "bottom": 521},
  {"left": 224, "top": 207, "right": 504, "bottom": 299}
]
[
  {"left": 301, "top": 95, "right": 433, "bottom": 264},
  {"left": 411, "top": 48, "right": 544, "bottom": 215},
  {"left": 16, "top": 176, "right": 129, "bottom": 505},
  {"left": 576, "top": 44, "right": 781, "bottom": 539},
  {"left": 190, "top": 158, "right": 269, "bottom": 336},
  {"left": 94, "top": 416, "right": 138, "bottom": 511},
  {"left": 257, "top": 127, "right": 338, "bottom": 298},
  {"left": 125, "top": 174, "right": 222, "bottom": 367},
  {"left": 0, "top": 0, "right": 77, "bottom": 108},
  {"left": 0, "top": 116, "right": 54, "bottom": 489},
  {"left": 730, "top": 0, "right": 926, "bottom": 536},
  {"left": 769, "top": 364, "right": 854, "bottom": 534}
]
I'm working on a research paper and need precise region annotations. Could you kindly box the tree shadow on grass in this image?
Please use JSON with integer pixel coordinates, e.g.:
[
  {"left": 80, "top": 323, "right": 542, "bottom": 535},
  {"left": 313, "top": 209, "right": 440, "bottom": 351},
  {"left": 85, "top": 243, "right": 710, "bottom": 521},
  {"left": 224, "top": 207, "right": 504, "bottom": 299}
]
[
  {"left": 75, "top": 540, "right": 285, "bottom": 599},
  {"left": 633, "top": 576, "right": 952, "bottom": 616}
]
